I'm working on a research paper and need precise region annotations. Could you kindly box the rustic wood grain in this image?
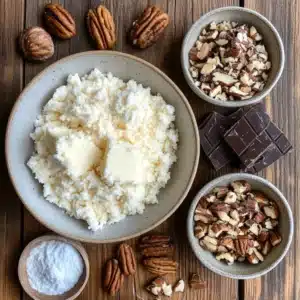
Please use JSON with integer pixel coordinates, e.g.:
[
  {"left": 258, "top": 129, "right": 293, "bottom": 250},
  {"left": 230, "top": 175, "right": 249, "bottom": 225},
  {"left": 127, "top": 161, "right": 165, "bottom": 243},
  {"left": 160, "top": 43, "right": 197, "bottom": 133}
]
[
  {"left": 0, "top": 0, "right": 24, "bottom": 299},
  {"left": 244, "top": 1, "right": 298, "bottom": 300}
]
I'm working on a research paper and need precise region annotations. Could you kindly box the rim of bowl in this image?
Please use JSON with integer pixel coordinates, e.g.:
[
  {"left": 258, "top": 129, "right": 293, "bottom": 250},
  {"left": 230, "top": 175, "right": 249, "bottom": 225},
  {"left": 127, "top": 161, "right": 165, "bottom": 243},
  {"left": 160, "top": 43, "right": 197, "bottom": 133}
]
[
  {"left": 5, "top": 50, "right": 200, "bottom": 244},
  {"left": 187, "top": 173, "right": 294, "bottom": 279},
  {"left": 181, "top": 6, "right": 285, "bottom": 107},
  {"left": 18, "top": 234, "right": 90, "bottom": 300}
]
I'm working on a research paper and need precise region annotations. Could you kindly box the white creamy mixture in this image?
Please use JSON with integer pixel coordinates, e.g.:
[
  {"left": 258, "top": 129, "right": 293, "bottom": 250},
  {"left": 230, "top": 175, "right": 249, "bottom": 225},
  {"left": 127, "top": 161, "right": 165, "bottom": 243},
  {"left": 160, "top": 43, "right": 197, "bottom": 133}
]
[{"left": 28, "top": 69, "right": 178, "bottom": 231}]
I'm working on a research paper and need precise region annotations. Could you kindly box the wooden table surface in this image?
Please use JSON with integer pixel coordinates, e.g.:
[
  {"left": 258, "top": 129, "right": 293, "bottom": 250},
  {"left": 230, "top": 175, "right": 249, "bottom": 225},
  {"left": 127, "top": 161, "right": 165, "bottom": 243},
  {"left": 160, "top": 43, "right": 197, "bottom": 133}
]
[{"left": 1, "top": 0, "right": 299, "bottom": 299}]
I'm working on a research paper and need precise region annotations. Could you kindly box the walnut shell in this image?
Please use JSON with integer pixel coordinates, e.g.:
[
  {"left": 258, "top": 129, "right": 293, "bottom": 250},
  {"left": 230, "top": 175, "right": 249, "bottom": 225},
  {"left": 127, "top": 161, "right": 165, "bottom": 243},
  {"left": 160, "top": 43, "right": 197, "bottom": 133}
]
[
  {"left": 44, "top": 3, "right": 76, "bottom": 39},
  {"left": 19, "top": 26, "right": 54, "bottom": 61}
]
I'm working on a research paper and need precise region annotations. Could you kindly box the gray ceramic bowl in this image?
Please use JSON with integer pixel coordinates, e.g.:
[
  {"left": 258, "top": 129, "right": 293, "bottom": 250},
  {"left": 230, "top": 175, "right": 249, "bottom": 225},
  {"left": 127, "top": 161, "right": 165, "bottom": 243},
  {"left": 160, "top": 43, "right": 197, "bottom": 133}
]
[
  {"left": 6, "top": 51, "right": 199, "bottom": 243},
  {"left": 181, "top": 6, "right": 285, "bottom": 107},
  {"left": 187, "top": 173, "right": 293, "bottom": 279}
]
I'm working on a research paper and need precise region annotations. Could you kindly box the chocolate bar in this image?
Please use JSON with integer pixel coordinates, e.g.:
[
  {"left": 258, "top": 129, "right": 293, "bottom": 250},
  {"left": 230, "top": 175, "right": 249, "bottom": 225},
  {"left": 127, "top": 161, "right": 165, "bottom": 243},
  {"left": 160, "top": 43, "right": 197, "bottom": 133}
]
[
  {"left": 199, "top": 111, "right": 237, "bottom": 170},
  {"left": 199, "top": 104, "right": 292, "bottom": 173},
  {"left": 244, "top": 122, "right": 293, "bottom": 173}
]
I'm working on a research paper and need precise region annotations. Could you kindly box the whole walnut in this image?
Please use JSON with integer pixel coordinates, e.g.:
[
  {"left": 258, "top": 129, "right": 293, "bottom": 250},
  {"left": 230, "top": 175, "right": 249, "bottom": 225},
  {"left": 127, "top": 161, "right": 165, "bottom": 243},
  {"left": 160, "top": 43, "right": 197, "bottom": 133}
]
[{"left": 19, "top": 26, "right": 54, "bottom": 61}]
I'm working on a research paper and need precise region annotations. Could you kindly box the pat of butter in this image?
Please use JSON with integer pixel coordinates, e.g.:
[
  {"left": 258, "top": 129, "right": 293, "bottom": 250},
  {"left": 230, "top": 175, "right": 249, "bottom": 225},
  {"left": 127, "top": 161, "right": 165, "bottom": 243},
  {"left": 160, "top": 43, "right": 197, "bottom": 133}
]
[
  {"left": 55, "top": 134, "right": 102, "bottom": 178},
  {"left": 103, "top": 142, "right": 147, "bottom": 183}
]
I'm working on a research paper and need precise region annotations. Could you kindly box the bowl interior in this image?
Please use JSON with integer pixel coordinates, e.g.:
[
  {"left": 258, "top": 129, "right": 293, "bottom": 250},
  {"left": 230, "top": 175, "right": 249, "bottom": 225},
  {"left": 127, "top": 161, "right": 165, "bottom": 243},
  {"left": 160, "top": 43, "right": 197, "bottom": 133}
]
[
  {"left": 182, "top": 7, "right": 284, "bottom": 107},
  {"left": 6, "top": 51, "right": 199, "bottom": 243},
  {"left": 18, "top": 235, "right": 89, "bottom": 300},
  {"left": 187, "top": 173, "right": 293, "bottom": 279}
]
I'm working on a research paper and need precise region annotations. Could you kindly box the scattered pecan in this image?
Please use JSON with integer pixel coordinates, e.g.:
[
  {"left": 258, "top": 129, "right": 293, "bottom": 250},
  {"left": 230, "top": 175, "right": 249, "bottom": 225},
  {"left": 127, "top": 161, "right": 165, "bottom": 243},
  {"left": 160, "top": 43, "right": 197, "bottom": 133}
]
[
  {"left": 19, "top": 26, "right": 54, "bottom": 61},
  {"left": 141, "top": 243, "right": 174, "bottom": 257},
  {"left": 130, "top": 5, "right": 169, "bottom": 48},
  {"left": 44, "top": 3, "right": 76, "bottom": 39},
  {"left": 103, "top": 259, "right": 124, "bottom": 296},
  {"left": 143, "top": 257, "right": 178, "bottom": 275},
  {"left": 118, "top": 243, "right": 136, "bottom": 276},
  {"left": 86, "top": 5, "right": 116, "bottom": 50},
  {"left": 139, "top": 235, "right": 171, "bottom": 249},
  {"left": 189, "top": 273, "right": 206, "bottom": 289}
]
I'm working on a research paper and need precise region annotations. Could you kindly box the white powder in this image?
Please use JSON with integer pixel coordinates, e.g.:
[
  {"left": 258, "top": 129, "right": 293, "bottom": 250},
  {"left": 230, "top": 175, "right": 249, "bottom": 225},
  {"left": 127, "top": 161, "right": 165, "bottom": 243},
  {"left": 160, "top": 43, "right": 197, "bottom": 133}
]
[{"left": 26, "top": 240, "right": 84, "bottom": 295}]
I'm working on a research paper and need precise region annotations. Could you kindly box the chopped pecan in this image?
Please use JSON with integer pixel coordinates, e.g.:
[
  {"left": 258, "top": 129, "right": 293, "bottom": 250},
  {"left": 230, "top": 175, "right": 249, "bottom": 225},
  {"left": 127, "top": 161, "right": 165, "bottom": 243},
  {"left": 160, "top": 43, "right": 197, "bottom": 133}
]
[
  {"left": 194, "top": 206, "right": 216, "bottom": 224},
  {"left": 216, "top": 252, "right": 235, "bottom": 265},
  {"left": 146, "top": 277, "right": 165, "bottom": 296},
  {"left": 212, "top": 186, "right": 229, "bottom": 198},
  {"left": 118, "top": 243, "right": 136, "bottom": 276},
  {"left": 224, "top": 191, "right": 237, "bottom": 203},
  {"left": 103, "top": 259, "right": 124, "bottom": 296},
  {"left": 86, "top": 5, "right": 116, "bottom": 50},
  {"left": 194, "top": 221, "right": 208, "bottom": 239},
  {"left": 143, "top": 257, "right": 178, "bottom": 275},
  {"left": 44, "top": 3, "right": 76, "bottom": 39},
  {"left": 263, "top": 205, "right": 279, "bottom": 219},
  {"left": 253, "top": 212, "right": 265, "bottom": 223},
  {"left": 262, "top": 240, "right": 272, "bottom": 255},
  {"left": 235, "top": 236, "right": 249, "bottom": 256},
  {"left": 258, "top": 230, "right": 269, "bottom": 242},
  {"left": 269, "top": 231, "right": 282, "bottom": 246},
  {"left": 231, "top": 180, "right": 251, "bottom": 194},
  {"left": 189, "top": 273, "right": 206, "bottom": 289},
  {"left": 130, "top": 5, "right": 169, "bottom": 48},
  {"left": 220, "top": 236, "right": 235, "bottom": 250}
]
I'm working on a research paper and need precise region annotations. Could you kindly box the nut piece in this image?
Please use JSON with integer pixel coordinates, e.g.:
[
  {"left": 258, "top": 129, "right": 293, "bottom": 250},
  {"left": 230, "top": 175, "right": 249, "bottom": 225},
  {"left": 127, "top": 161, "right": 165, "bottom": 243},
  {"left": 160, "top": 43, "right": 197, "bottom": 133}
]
[
  {"left": 103, "top": 259, "right": 124, "bottom": 296},
  {"left": 235, "top": 236, "right": 249, "bottom": 257},
  {"left": 139, "top": 235, "right": 171, "bottom": 248},
  {"left": 189, "top": 273, "right": 206, "bottom": 289},
  {"left": 143, "top": 257, "right": 178, "bottom": 275},
  {"left": 141, "top": 243, "right": 174, "bottom": 257},
  {"left": 19, "top": 26, "right": 54, "bottom": 61},
  {"left": 174, "top": 279, "right": 185, "bottom": 293},
  {"left": 146, "top": 277, "right": 165, "bottom": 296},
  {"left": 118, "top": 243, "right": 136, "bottom": 276},
  {"left": 130, "top": 5, "right": 169, "bottom": 49},
  {"left": 263, "top": 205, "right": 279, "bottom": 219},
  {"left": 44, "top": 3, "right": 76, "bottom": 39},
  {"left": 86, "top": 5, "right": 116, "bottom": 50},
  {"left": 231, "top": 180, "right": 251, "bottom": 194},
  {"left": 216, "top": 252, "right": 235, "bottom": 265},
  {"left": 269, "top": 231, "right": 282, "bottom": 246}
]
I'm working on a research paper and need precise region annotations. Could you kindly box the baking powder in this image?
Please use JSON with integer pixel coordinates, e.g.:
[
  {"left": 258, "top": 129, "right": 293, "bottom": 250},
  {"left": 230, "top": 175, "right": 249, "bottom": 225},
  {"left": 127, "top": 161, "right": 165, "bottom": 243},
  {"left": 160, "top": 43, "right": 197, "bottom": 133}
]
[{"left": 26, "top": 240, "right": 84, "bottom": 295}]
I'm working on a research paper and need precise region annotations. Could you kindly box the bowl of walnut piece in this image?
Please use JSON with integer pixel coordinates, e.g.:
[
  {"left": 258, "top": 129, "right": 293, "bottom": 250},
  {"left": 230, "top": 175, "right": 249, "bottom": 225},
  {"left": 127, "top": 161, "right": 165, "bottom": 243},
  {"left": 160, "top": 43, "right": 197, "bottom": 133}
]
[
  {"left": 187, "top": 173, "right": 293, "bottom": 279},
  {"left": 181, "top": 7, "right": 284, "bottom": 107}
]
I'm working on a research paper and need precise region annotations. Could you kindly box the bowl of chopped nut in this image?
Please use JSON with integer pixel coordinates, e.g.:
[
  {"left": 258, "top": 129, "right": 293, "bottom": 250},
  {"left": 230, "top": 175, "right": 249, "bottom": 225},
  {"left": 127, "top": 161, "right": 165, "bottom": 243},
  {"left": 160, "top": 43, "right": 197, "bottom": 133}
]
[
  {"left": 187, "top": 173, "right": 293, "bottom": 279},
  {"left": 181, "top": 7, "right": 284, "bottom": 107}
]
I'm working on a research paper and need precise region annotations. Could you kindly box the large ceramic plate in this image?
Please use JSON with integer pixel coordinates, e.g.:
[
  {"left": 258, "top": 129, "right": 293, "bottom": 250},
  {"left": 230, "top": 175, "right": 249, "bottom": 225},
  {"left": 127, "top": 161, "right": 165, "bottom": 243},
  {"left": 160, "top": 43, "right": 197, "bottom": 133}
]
[{"left": 6, "top": 51, "right": 199, "bottom": 243}]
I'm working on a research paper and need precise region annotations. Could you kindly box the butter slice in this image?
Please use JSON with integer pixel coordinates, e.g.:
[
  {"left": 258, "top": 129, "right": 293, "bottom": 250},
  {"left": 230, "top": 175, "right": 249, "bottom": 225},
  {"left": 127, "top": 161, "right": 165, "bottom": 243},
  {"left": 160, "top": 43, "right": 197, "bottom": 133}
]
[
  {"left": 103, "top": 142, "right": 147, "bottom": 183},
  {"left": 55, "top": 134, "right": 102, "bottom": 178}
]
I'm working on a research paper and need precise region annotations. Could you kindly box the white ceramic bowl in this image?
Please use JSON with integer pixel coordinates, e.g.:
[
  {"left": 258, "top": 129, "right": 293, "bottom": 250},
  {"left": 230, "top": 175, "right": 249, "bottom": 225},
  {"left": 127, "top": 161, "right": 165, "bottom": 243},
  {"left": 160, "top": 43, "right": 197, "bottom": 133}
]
[
  {"left": 6, "top": 51, "right": 199, "bottom": 243},
  {"left": 187, "top": 173, "right": 293, "bottom": 279},
  {"left": 181, "top": 6, "right": 285, "bottom": 107}
]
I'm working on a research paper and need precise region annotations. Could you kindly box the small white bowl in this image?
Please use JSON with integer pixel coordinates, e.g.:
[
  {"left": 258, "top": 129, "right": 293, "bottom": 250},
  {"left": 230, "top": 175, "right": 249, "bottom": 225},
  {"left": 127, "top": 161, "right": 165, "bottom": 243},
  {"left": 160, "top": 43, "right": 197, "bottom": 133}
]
[
  {"left": 18, "top": 235, "right": 90, "bottom": 300},
  {"left": 187, "top": 173, "right": 293, "bottom": 279},
  {"left": 181, "top": 6, "right": 285, "bottom": 107},
  {"left": 6, "top": 51, "right": 199, "bottom": 243}
]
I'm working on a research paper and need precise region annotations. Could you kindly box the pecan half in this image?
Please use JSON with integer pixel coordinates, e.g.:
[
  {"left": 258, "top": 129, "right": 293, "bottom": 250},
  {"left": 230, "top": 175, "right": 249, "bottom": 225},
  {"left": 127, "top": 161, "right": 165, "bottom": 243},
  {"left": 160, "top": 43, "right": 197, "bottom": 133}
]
[
  {"left": 139, "top": 235, "right": 171, "bottom": 249},
  {"left": 130, "top": 5, "right": 169, "bottom": 48},
  {"left": 235, "top": 236, "right": 249, "bottom": 256},
  {"left": 189, "top": 273, "right": 206, "bottom": 289},
  {"left": 44, "top": 4, "right": 76, "bottom": 39},
  {"left": 143, "top": 257, "right": 178, "bottom": 275},
  {"left": 103, "top": 259, "right": 124, "bottom": 296},
  {"left": 86, "top": 5, "right": 116, "bottom": 50},
  {"left": 118, "top": 243, "right": 136, "bottom": 276},
  {"left": 141, "top": 243, "right": 174, "bottom": 257}
]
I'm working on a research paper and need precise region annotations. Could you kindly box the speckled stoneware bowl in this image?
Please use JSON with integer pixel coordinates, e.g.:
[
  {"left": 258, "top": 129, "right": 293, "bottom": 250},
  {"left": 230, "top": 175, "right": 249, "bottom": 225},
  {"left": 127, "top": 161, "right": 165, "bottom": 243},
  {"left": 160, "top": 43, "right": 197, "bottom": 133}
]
[
  {"left": 6, "top": 51, "right": 199, "bottom": 243},
  {"left": 181, "top": 6, "right": 285, "bottom": 107},
  {"left": 187, "top": 173, "right": 293, "bottom": 279}
]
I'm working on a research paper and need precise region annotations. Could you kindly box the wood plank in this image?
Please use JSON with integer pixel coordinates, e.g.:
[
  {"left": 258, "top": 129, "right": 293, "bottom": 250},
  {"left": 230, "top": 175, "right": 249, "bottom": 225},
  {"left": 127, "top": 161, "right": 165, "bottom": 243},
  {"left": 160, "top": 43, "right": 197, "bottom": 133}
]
[
  {"left": 22, "top": 0, "right": 240, "bottom": 299},
  {"left": 244, "top": 1, "right": 298, "bottom": 300},
  {"left": 0, "top": 0, "right": 24, "bottom": 299}
]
